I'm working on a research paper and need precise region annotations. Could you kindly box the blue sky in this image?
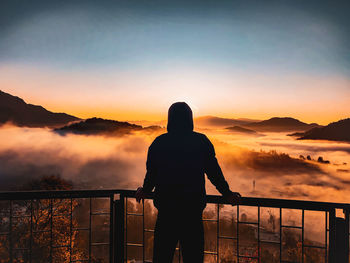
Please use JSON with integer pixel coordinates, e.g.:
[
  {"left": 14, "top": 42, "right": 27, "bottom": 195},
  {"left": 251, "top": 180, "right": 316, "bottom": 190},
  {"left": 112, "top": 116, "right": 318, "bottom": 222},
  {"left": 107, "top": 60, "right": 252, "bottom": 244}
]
[
  {"left": 1, "top": 0, "right": 349, "bottom": 74},
  {"left": 0, "top": 0, "right": 349, "bottom": 123}
]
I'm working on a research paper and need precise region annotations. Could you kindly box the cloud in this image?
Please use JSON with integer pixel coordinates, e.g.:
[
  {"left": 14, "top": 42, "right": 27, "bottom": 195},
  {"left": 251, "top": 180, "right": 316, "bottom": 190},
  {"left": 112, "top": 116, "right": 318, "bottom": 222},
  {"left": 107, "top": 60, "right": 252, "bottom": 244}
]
[
  {"left": 206, "top": 131, "right": 350, "bottom": 203},
  {"left": 260, "top": 142, "right": 350, "bottom": 154},
  {"left": 0, "top": 124, "right": 153, "bottom": 190},
  {"left": 1, "top": 124, "right": 350, "bottom": 204},
  {"left": 220, "top": 149, "right": 324, "bottom": 175}
]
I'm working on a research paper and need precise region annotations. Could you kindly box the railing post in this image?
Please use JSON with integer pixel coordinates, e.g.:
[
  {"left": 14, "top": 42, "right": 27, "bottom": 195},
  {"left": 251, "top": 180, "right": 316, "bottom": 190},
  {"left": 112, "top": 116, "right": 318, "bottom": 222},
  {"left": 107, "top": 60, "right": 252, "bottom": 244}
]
[
  {"left": 343, "top": 209, "right": 350, "bottom": 262},
  {"left": 110, "top": 195, "right": 115, "bottom": 263},
  {"left": 329, "top": 209, "right": 349, "bottom": 263},
  {"left": 113, "top": 194, "right": 125, "bottom": 263}
]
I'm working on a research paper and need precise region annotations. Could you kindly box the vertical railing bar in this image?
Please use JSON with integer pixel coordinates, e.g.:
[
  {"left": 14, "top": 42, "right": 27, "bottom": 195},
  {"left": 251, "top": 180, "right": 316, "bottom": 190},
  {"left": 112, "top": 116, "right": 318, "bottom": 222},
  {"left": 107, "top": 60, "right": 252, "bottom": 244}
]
[
  {"left": 89, "top": 198, "right": 92, "bottom": 262},
  {"left": 237, "top": 205, "right": 239, "bottom": 262},
  {"left": 329, "top": 208, "right": 335, "bottom": 263},
  {"left": 109, "top": 195, "right": 114, "bottom": 263},
  {"left": 50, "top": 199, "right": 53, "bottom": 263},
  {"left": 142, "top": 200, "right": 145, "bottom": 263},
  {"left": 125, "top": 197, "right": 128, "bottom": 262},
  {"left": 301, "top": 209, "right": 304, "bottom": 263},
  {"left": 258, "top": 206, "right": 260, "bottom": 262},
  {"left": 279, "top": 208, "right": 282, "bottom": 263},
  {"left": 217, "top": 204, "right": 219, "bottom": 263},
  {"left": 345, "top": 209, "right": 350, "bottom": 263},
  {"left": 231, "top": 211, "right": 234, "bottom": 262},
  {"left": 9, "top": 200, "right": 13, "bottom": 263},
  {"left": 115, "top": 194, "right": 125, "bottom": 263},
  {"left": 325, "top": 211, "right": 328, "bottom": 263},
  {"left": 70, "top": 198, "right": 73, "bottom": 263},
  {"left": 30, "top": 199, "right": 33, "bottom": 263}
]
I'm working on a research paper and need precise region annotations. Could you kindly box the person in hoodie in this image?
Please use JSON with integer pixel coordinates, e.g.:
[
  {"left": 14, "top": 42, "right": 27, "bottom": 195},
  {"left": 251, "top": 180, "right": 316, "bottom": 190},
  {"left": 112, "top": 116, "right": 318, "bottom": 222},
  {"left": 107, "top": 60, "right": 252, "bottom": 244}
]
[{"left": 136, "top": 102, "right": 241, "bottom": 263}]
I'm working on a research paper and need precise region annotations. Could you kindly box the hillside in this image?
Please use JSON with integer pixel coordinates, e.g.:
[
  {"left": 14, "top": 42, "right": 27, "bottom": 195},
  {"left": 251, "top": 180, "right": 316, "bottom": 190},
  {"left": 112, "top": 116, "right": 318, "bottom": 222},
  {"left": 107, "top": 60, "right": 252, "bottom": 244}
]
[
  {"left": 225, "top": 125, "right": 258, "bottom": 134},
  {"left": 194, "top": 116, "right": 259, "bottom": 128},
  {"left": 296, "top": 118, "right": 350, "bottom": 142},
  {"left": 243, "top": 117, "right": 320, "bottom": 132},
  {"left": 0, "top": 90, "right": 80, "bottom": 127},
  {"left": 55, "top": 117, "right": 162, "bottom": 135}
]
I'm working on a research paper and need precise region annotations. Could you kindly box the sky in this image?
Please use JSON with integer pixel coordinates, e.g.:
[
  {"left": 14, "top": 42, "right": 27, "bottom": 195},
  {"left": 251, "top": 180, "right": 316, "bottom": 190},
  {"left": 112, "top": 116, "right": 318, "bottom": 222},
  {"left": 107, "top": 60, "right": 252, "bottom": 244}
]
[{"left": 1, "top": 0, "right": 349, "bottom": 124}]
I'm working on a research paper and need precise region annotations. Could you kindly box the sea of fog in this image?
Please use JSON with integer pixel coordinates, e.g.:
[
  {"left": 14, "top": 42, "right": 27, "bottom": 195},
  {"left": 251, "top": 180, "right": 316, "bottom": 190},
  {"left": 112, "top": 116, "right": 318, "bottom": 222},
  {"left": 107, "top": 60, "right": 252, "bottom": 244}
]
[{"left": 1, "top": 124, "right": 350, "bottom": 204}]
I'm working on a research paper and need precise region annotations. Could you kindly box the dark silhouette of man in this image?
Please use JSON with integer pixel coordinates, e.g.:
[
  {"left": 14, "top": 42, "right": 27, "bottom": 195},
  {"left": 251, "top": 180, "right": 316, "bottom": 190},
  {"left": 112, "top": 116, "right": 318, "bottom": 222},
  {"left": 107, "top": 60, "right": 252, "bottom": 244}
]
[{"left": 136, "top": 102, "right": 241, "bottom": 263}]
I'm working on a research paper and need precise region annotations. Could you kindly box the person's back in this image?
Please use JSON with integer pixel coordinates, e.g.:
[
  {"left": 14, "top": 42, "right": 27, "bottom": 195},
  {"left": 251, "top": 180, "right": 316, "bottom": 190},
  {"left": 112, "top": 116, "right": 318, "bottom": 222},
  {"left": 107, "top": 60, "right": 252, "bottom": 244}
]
[
  {"left": 136, "top": 102, "right": 241, "bottom": 262},
  {"left": 147, "top": 131, "right": 214, "bottom": 211}
]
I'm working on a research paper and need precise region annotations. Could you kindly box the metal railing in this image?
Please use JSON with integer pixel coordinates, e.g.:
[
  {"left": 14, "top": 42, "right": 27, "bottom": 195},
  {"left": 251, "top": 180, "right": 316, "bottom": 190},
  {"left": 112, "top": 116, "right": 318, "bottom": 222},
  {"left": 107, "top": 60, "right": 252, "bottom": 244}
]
[{"left": 0, "top": 189, "right": 349, "bottom": 263}]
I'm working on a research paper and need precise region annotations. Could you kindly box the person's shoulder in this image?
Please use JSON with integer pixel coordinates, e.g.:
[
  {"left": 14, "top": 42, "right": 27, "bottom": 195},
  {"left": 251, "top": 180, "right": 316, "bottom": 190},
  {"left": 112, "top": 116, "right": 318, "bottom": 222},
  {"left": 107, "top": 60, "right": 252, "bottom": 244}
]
[
  {"left": 155, "top": 132, "right": 169, "bottom": 141},
  {"left": 150, "top": 133, "right": 169, "bottom": 147},
  {"left": 192, "top": 131, "right": 210, "bottom": 141},
  {"left": 192, "top": 131, "right": 213, "bottom": 146}
]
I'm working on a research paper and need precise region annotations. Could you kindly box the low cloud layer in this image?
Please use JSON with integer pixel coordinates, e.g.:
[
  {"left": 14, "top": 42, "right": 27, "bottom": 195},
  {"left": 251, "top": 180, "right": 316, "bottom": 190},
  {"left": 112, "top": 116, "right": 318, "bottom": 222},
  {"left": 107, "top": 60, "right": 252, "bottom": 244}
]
[
  {"left": 0, "top": 125, "right": 350, "bottom": 204},
  {"left": 0, "top": 125, "right": 153, "bottom": 190}
]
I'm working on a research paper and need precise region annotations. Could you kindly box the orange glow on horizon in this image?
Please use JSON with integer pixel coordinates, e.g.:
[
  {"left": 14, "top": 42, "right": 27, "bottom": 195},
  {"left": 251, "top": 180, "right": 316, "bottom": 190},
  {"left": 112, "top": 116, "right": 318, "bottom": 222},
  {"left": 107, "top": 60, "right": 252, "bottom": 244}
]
[
  {"left": 1, "top": 64, "right": 349, "bottom": 126},
  {"left": 45, "top": 103, "right": 346, "bottom": 126}
]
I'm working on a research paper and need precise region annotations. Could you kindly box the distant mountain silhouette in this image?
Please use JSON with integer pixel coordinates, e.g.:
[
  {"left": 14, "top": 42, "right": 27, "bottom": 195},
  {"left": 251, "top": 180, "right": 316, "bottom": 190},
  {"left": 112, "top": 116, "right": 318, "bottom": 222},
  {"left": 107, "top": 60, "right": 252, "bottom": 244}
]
[
  {"left": 130, "top": 116, "right": 259, "bottom": 128},
  {"left": 0, "top": 90, "right": 80, "bottom": 127},
  {"left": 225, "top": 125, "right": 258, "bottom": 134},
  {"left": 287, "top": 132, "right": 305, "bottom": 137},
  {"left": 127, "top": 119, "right": 167, "bottom": 127},
  {"left": 194, "top": 116, "right": 260, "bottom": 128},
  {"left": 142, "top": 125, "right": 165, "bottom": 132},
  {"left": 242, "top": 117, "right": 321, "bottom": 132},
  {"left": 294, "top": 118, "right": 350, "bottom": 142},
  {"left": 55, "top": 117, "right": 163, "bottom": 135}
]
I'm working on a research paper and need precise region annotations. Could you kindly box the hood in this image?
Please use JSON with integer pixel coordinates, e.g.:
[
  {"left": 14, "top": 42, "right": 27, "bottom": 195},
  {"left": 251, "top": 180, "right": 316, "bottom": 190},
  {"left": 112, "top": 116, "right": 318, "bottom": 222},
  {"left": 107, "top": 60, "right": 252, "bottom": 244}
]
[{"left": 167, "top": 102, "right": 194, "bottom": 133}]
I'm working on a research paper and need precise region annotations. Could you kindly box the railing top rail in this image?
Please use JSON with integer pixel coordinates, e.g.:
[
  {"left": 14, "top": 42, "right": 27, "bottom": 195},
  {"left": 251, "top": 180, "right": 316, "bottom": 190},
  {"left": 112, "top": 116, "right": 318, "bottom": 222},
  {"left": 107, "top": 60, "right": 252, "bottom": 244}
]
[{"left": 0, "top": 189, "right": 349, "bottom": 211}]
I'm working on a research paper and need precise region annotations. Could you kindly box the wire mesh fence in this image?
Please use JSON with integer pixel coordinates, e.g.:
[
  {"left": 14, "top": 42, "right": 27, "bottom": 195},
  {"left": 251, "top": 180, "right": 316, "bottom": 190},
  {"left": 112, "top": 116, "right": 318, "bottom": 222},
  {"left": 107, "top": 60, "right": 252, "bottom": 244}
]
[{"left": 0, "top": 189, "right": 349, "bottom": 263}]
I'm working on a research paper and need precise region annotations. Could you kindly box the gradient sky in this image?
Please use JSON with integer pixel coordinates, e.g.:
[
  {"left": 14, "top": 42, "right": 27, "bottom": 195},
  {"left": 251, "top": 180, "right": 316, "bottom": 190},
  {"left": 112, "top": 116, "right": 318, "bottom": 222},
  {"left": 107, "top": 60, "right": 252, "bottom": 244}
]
[{"left": 1, "top": 0, "right": 349, "bottom": 124}]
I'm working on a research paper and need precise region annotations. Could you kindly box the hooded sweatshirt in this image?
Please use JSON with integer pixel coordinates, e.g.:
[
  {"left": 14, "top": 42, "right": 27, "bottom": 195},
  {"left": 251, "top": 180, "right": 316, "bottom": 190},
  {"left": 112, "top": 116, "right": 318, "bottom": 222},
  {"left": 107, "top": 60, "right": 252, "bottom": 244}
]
[{"left": 142, "top": 102, "right": 232, "bottom": 211}]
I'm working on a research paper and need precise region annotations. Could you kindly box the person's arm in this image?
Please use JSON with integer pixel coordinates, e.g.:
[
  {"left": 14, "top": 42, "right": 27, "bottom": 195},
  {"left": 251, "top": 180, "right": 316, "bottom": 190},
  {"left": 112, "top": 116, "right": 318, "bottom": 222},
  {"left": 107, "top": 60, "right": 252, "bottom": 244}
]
[
  {"left": 204, "top": 136, "right": 241, "bottom": 205},
  {"left": 142, "top": 144, "right": 156, "bottom": 193},
  {"left": 136, "top": 143, "right": 157, "bottom": 203}
]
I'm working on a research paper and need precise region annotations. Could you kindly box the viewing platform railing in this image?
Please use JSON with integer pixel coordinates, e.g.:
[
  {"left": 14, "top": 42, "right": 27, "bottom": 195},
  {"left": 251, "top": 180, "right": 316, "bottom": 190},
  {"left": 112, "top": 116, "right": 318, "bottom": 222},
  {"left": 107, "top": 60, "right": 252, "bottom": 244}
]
[{"left": 0, "top": 189, "right": 349, "bottom": 263}]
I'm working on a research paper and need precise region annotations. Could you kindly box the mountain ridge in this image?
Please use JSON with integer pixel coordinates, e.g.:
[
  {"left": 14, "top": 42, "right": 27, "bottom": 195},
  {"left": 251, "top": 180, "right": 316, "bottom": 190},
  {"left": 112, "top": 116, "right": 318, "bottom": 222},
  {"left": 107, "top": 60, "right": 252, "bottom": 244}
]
[
  {"left": 242, "top": 117, "right": 321, "bottom": 132},
  {"left": 0, "top": 90, "right": 80, "bottom": 127},
  {"left": 55, "top": 117, "right": 163, "bottom": 136},
  {"left": 295, "top": 118, "right": 350, "bottom": 142},
  {"left": 225, "top": 125, "right": 258, "bottom": 134},
  {"left": 0, "top": 90, "right": 336, "bottom": 135},
  {"left": 194, "top": 115, "right": 260, "bottom": 128}
]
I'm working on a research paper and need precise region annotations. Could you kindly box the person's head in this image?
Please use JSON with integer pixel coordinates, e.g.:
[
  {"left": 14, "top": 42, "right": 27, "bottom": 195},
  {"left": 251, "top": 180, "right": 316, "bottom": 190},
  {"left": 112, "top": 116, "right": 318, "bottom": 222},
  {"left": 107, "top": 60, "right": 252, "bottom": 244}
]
[{"left": 167, "top": 102, "right": 194, "bottom": 133}]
